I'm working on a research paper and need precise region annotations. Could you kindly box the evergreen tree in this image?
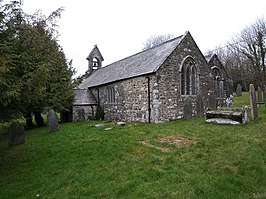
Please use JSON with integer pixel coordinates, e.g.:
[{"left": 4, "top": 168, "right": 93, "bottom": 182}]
[{"left": 0, "top": 1, "right": 75, "bottom": 124}]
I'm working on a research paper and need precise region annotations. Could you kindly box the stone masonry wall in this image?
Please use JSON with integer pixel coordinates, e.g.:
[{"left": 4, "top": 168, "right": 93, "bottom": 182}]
[
  {"left": 151, "top": 32, "right": 214, "bottom": 122},
  {"left": 91, "top": 76, "right": 151, "bottom": 122},
  {"left": 208, "top": 55, "right": 233, "bottom": 96},
  {"left": 73, "top": 105, "right": 96, "bottom": 122}
]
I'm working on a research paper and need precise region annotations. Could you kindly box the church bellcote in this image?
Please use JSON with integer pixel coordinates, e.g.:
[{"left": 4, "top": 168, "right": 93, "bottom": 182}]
[{"left": 86, "top": 45, "right": 104, "bottom": 76}]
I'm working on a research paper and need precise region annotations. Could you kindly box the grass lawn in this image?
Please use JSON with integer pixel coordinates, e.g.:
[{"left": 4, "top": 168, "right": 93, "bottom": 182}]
[{"left": 0, "top": 94, "right": 265, "bottom": 198}]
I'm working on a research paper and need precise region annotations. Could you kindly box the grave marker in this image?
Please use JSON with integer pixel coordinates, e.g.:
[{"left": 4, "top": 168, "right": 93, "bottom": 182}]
[
  {"left": 249, "top": 84, "right": 258, "bottom": 120},
  {"left": 257, "top": 87, "right": 262, "bottom": 103},
  {"left": 196, "top": 95, "right": 204, "bottom": 116},
  {"left": 184, "top": 96, "right": 192, "bottom": 119},
  {"left": 8, "top": 123, "right": 25, "bottom": 146},
  {"left": 236, "top": 84, "right": 242, "bottom": 96},
  {"left": 47, "top": 109, "right": 59, "bottom": 132}
]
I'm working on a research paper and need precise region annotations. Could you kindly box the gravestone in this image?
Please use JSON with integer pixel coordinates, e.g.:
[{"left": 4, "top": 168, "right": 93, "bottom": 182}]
[
  {"left": 236, "top": 84, "right": 242, "bottom": 96},
  {"left": 249, "top": 84, "right": 258, "bottom": 120},
  {"left": 184, "top": 96, "right": 192, "bottom": 120},
  {"left": 196, "top": 95, "right": 204, "bottom": 116},
  {"left": 77, "top": 108, "right": 85, "bottom": 121},
  {"left": 47, "top": 109, "right": 59, "bottom": 132},
  {"left": 242, "top": 106, "right": 248, "bottom": 124},
  {"left": 8, "top": 123, "right": 25, "bottom": 146},
  {"left": 208, "top": 93, "right": 217, "bottom": 110},
  {"left": 257, "top": 87, "right": 262, "bottom": 103},
  {"left": 263, "top": 86, "right": 266, "bottom": 102}
]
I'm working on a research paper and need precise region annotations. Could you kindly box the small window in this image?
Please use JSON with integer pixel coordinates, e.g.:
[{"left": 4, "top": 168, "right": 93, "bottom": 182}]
[{"left": 107, "top": 86, "right": 115, "bottom": 103}]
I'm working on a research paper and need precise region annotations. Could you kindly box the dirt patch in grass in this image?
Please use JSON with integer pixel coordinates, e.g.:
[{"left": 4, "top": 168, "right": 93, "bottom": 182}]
[
  {"left": 157, "top": 136, "right": 196, "bottom": 145},
  {"left": 141, "top": 135, "right": 196, "bottom": 152}
]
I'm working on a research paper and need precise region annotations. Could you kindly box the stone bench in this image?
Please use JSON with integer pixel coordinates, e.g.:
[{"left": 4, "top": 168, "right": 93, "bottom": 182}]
[{"left": 205, "top": 107, "right": 248, "bottom": 125}]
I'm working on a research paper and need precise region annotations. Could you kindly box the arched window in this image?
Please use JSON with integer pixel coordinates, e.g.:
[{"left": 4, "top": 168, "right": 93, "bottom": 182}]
[
  {"left": 181, "top": 66, "right": 185, "bottom": 95},
  {"left": 180, "top": 57, "right": 197, "bottom": 95},
  {"left": 191, "top": 66, "right": 196, "bottom": 95},
  {"left": 212, "top": 67, "right": 222, "bottom": 97},
  {"left": 186, "top": 66, "right": 190, "bottom": 95}
]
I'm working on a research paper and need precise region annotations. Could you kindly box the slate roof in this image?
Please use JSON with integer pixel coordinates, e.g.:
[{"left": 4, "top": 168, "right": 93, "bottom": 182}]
[
  {"left": 73, "top": 89, "right": 97, "bottom": 105},
  {"left": 79, "top": 33, "right": 186, "bottom": 88}
]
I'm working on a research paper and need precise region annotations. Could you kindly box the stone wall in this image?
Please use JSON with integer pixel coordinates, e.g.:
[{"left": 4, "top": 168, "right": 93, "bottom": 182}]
[
  {"left": 73, "top": 105, "right": 96, "bottom": 122},
  {"left": 91, "top": 76, "right": 151, "bottom": 122},
  {"left": 150, "top": 32, "right": 214, "bottom": 122},
  {"left": 208, "top": 55, "right": 233, "bottom": 96}
]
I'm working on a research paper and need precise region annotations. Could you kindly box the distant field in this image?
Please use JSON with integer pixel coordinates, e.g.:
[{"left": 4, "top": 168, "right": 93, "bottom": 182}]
[{"left": 0, "top": 95, "right": 265, "bottom": 198}]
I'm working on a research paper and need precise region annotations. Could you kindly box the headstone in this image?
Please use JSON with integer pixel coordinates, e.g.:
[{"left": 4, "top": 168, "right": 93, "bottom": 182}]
[
  {"left": 263, "top": 86, "right": 266, "bottom": 109},
  {"left": 263, "top": 86, "right": 266, "bottom": 102},
  {"left": 242, "top": 106, "right": 248, "bottom": 124},
  {"left": 8, "top": 123, "right": 25, "bottom": 146},
  {"left": 208, "top": 92, "right": 217, "bottom": 110},
  {"left": 236, "top": 84, "right": 242, "bottom": 96},
  {"left": 249, "top": 84, "right": 258, "bottom": 120},
  {"left": 77, "top": 108, "right": 85, "bottom": 121},
  {"left": 184, "top": 96, "right": 192, "bottom": 120},
  {"left": 257, "top": 87, "right": 262, "bottom": 103},
  {"left": 47, "top": 109, "right": 59, "bottom": 132},
  {"left": 196, "top": 95, "right": 204, "bottom": 116}
]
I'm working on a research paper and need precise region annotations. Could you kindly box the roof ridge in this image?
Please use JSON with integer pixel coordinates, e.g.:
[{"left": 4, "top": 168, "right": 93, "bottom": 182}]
[
  {"left": 80, "top": 32, "right": 187, "bottom": 88},
  {"left": 98, "top": 34, "right": 184, "bottom": 70}
]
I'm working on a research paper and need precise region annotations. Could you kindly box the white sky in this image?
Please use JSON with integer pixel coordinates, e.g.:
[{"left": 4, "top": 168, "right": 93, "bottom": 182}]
[{"left": 19, "top": 0, "right": 266, "bottom": 76}]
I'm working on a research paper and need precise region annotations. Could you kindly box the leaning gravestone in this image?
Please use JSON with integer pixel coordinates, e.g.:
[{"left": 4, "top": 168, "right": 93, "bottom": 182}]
[
  {"left": 249, "top": 84, "right": 258, "bottom": 120},
  {"left": 8, "top": 123, "right": 25, "bottom": 146},
  {"left": 184, "top": 96, "right": 192, "bottom": 120},
  {"left": 196, "top": 95, "right": 204, "bottom": 116},
  {"left": 47, "top": 109, "right": 59, "bottom": 132},
  {"left": 208, "top": 93, "right": 217, "bottom": 110},
  {"left": 236, "top": 84, "right": 242, "bottom": 96},
  {"left": 257, "top": 87, "right": 262, "bottom": 103}
]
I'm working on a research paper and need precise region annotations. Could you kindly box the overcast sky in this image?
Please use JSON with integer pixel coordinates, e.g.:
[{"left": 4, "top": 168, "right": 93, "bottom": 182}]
[{"left": 20, "top": 0, "right": 266, "bottom": 77}]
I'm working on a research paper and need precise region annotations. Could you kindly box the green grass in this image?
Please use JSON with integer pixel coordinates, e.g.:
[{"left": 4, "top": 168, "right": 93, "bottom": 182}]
[
  {"left": 0, "top": 96, "right": 265, "bottom": 198},
  {"left": 233, "top": 92, "right": 251, "bottom": 107}
]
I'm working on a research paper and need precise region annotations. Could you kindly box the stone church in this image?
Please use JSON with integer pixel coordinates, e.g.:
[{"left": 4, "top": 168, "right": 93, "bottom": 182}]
[{"left": 73, "top": 31, "right": 232, "bottom": 123}]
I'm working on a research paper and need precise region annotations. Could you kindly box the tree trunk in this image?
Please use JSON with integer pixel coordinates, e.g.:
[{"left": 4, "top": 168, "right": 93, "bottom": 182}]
[
  {"left": 24, "top": 112, "right": 34, "bottom": 129},
  {"left": 34, "top": 111, "right": 45, "bottom": 127}
]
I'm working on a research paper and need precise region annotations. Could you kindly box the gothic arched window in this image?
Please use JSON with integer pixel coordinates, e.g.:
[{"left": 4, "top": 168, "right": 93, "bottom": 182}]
[
  {"left": 186, "top": 66, "right": 190, "bottom": 95},
  {"left": 180, "top": 57, "right": 198, "bottom": 95},
  {"left": 191, "top": 66, "right": 196, "bottom": 95},
  {"left": 212, "top": 67, "right": 222, "bottom": 97},
  {"left": 181, "top": 66, "right": 185, "bottom": 95}
]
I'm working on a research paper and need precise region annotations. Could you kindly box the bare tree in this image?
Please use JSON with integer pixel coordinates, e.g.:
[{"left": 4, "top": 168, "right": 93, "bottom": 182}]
[
  {"left": 228, "top": 17, "right": 266, "bottom": 88},
  {"left": 217, "top": 17, "right": 266, "bottom": 90},
  {"left": 142, "top": 34, "right": 174, "bottom": 50}
]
